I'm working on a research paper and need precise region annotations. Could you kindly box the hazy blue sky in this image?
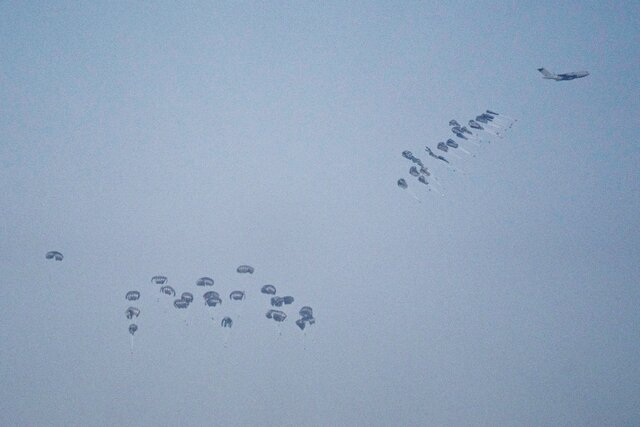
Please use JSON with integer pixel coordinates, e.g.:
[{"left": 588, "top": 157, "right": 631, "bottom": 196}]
[{"left": 1, "top": 2, "right": 639, "bottom": 426}]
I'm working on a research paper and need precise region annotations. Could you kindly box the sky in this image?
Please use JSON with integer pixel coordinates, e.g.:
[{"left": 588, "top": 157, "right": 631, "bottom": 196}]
[{"left": 1, "top": 1, "right": 639, "bottom": 426}]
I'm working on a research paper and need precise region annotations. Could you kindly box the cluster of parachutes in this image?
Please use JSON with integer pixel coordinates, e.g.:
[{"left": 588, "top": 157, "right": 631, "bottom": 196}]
[
  {"left": 398, "top": 110, "right": 516, "bottom": 197},
  {"left": 127, "top": 265, "right": 316, "bottom": 340},
  {"left": 125, "top": 291, "right": 141, "bottom": 339}
]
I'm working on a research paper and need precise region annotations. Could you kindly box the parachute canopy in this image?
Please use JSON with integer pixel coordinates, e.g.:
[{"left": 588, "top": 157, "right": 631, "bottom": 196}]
[
  {"left": 196, "top": 277, "right": 214, "bottom": 287},
  {"left": 45, "top": 251, "right": 63, "bottom": 261},
  {"left": 151, "top": 276, "right": 168, "bottom": 285},
  {"left": 125, "top": 307, "right": 140, "bottom": 319},
  {"left": 205, "top": 297, "right": 222, "bottom": 307},
  {"left": 296, "top": 319, "right": 306, "bottom": 330},
  {"left": 261, "top": 285, "right": 276, "bottom": 295},
  {"left": 125, "top": 291, "right": 140, "bottom": 301},
  {"left": 129, "top": 324, "right": 138, "bottom": 335},
  {"left": 160, "top": 285, "right": 175, "bottom": 296},
  {"left": 282, "top": 296, "right": 294, "bottom": 305},
  {"left": 203, "top": 291, "right": 220, "bottom": 301},
  {"left": 229, "top": 291, "right": 245, "bottom": 301},
  {"left": 174, "top": 299, "right": 189, "bottom": 309},
  {"left": 266, "top": 310, "right": 287, "bottom": 322},
  {"left": 221, "top": 317, "right": 233, "bottom": 328},
  {"left": 446, "top": 139, "right": 458, "bottom": 149},
  {"left": 181, "top": 292, "right": 194, "bottom": 303},
  {"left": 236, "top": 265, "right": 254, "bottom": 274},
  {"left": 409, "top": 166, "right": 420, "bottom": 177},
  {"left": 299, "top": 306, "right": 313, "bottom": 320},
  {"left": 397, "top": 179, "right": 408, "bottom": 189},
  {"left": 437, "top": 142, "right": 449, "bottom": 152}
]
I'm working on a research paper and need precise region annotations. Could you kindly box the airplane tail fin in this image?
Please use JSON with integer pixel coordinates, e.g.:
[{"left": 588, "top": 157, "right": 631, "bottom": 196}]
[{"left": 537, "top": 68, "right": 557, "bottom": 79}]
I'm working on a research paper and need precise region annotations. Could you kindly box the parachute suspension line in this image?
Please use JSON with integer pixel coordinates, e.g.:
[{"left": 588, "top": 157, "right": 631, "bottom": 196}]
[{"left": 130, "top": 334, "right": 134, "bottom": 354}]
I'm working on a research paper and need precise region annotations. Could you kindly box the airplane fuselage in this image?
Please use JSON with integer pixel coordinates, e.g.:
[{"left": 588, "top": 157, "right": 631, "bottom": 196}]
[{"left": 538, "top": 67, "right": 589, "bottom": 81}]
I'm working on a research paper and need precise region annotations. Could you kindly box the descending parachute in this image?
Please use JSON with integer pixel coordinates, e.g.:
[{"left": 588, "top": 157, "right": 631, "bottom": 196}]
[
  {"left": 449, "top": 119, "right": 461, "bottom": 127},
  {"left": 409, "top": 166, "right": 420, "bottom": 177},
  {"left": 271, "top": 296, "right": 284, "bottom": 307},
  {"left": 151, "top": 276, "right": 168, "bottom": 285},
  {"left": 261, "top": 285, "right": 277, "bottom": 295},
  {"left": 437, "top": 142, "right": 449, "bottom": 152},
  {"left": 129, "top": 324, "right": 138, "bottom": 335},
  {"left": 418, "top": 175, "right": 429, "bottom": 185},
  {"left": 299, "top": 306, "right": 313, "bottom": 320},
  {"left": 174, "top": 299, "right": 189, "bottom": 309},
  {"left": 468, "top": 120, "right": 483, "bottom": 130},
  {"left": 125, "top": 291, "right": 140, "bottom": 301},
  {"left": 229, "top": 291, "right": 245, "bottom": 301},
  {"left": 45, "top": 251, "right": 63, "bottom": 261},
  {"left": 402, "top": 150, "right": 424, "bottom": 167},
  {"left": 181, "top": 292, "right": 194, "bottom": 303},
  {"left": 296, "top": 318, "right": 306, "bottom": 330},
  {"left": 236, "top": 265, "right": 254, "bottom": 274},
  {"left": 203, "top": 291, "right": 220, "bottom": 300},
  {"left": 266, "top": 310, "right": 287, "bottom": 322},
  {"left": 446, "top": 139, "right": 459, "bottom": 149},
  {"left": 196, "top": 277, "right": 214, "bottom": 287},
  {"left": 425, "top": 146, "right": 449, "bottom": 163},
  {"left": 282, "top": 296, "right": 294, "bottom": 305},
  {"left": 160, "top": 285, "right": 176, "bottom": 296},
  {"left": 125, "top": 307, "right": 140, "bottom": 319},
  {"left": 397, "top": 179, "right": 408, "bottom": 189},
  {"left": 221, "top": 317, "right": 233, "bottom": 328},
  {"left": 205, "top": 297, "right": 222, "bottom": 307},
  {"left": 204, "top": 291, "right": 222, "bottom": 307},
  {"left": 419, "top": 166, "right": 430, "bottom": 176}
]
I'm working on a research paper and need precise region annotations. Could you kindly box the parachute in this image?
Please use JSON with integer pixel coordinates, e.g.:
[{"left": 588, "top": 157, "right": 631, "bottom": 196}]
[
  {"left": 282, "top": 296, "right": 294, "bottom": 305},
  {"left": 418, "top": 175, "right": 429, "bottom": 185},
  {"left": 181, "top": 292, "right": 194, "bottom": 303},
  {"left": 221, "top": 317, "right": 233, "bottom": 328},
  {"left": 125, "top": 307, "right": 140, "bottom": 319},
  {"left": 419, "top": 166, "right": 430, "bottom": 176},
  {"left": 196, "top": 277, "right": 214, "bottom": 287},
  {"left": 409, "top": 166, "right": 420, "bottom": 177},
  {"left": 125, "top": 291, "right": 140, "bottom": 301},
  {"left": 402, "top": 150, "right": 414, "bottom": 160},
  {"left": 236, "top": 265, "right": 254, "bottom": 274},
  {"left": 160, "top": 285, "right": 175, "bottom": 296},
  {"left": 129, "top": 324, "right": 138, "bottom": 335},
  {"left": 261, "top": 285, "right": 276, "bottom": 295},
  {"left": 45, "top": 251, "right": 63, "bottom": 261},
  {"left": 397, "top": 179, "right": 408, "bottom": 189},
  {"left": 203, "top": 291, "right": 220, "bottom": 300},
  {"left": 271, "top": 296, "right": 284, "bottom": 307},
  {"left": 425, "top": 146, "right": 449, "bottom": 163},
  {"left": 449, "top": 119, "right": 461, "bottom": 127},
  {"left": 205, "top": 297, "right": 222, "bottom": 307},
  {"left": 299, "top": 306, "right": 313, "bottom": 320},
  {"left": 437, "top": 142, "right": 449, "bottom": 152},
  {"left": 446, "top": 139, "right": 458, "bottom": 149},
  {"left": 468, "top": 120, "right": 483, "bottom": 130},
  {"left": 174, "top": 299, "right": 189, "bottom": 309},
  {"left": 151, "top": 276, "right": 168, "bottom": 285},
  {"left": 266, "top": 310, "right": 287, "bottom": 322},
  {"left": 229, "top": 291, "right": 245, "bottom": 301},
  {"left": 296, "top": 319, "right": 306, "bottom": 330}
]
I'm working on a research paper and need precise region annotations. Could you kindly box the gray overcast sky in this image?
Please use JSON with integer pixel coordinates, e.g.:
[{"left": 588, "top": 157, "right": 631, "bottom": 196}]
[{"left": 1, "top": 1, "right": 639, "bottom": 426}]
